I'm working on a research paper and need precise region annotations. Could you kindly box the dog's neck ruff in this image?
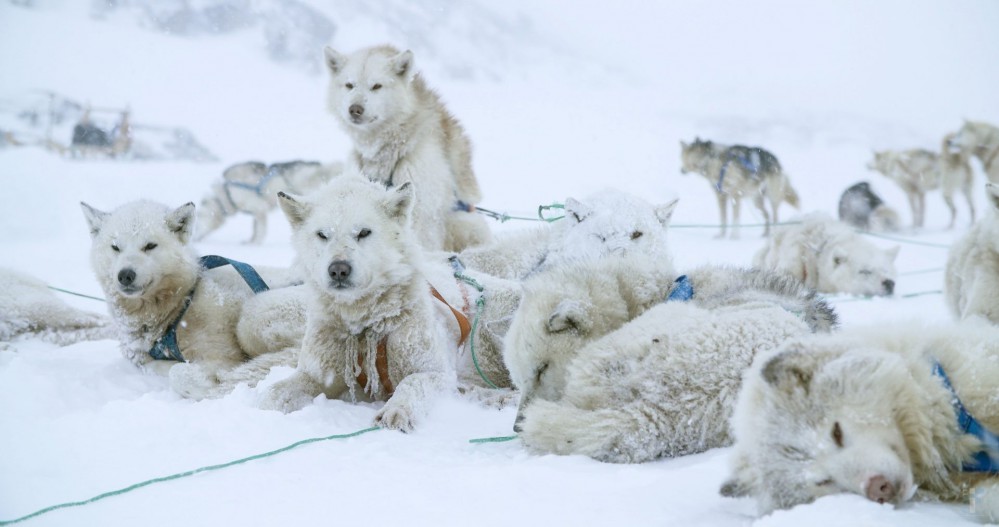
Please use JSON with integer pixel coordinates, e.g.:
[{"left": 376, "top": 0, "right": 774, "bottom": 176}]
[
  {"left": 666, "top": 275, "right": 694, "bottom": 302},
  {"left": 147, "top": 255, "right": 271, "bottom": 362},
  {"left": 933, "top": 362, "right": 999, "bottom": 473}
]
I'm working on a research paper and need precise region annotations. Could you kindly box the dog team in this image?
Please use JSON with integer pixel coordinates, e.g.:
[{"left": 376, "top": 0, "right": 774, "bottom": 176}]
[{"left": 3, "top": 44, "right": 999, "bottom": 522}]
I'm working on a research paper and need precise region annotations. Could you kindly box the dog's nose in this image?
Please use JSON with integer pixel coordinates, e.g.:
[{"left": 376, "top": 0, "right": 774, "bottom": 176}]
[
  {"left": 348, "top": 104, "right": 364, "bottom": 118},
  {"left": 328, "top": 260, "right": 352, "bottom": 281},
  {"left": 882, "top": 279, "right": 895, "bottom": 295},
  {"left": 865, "top": 475, "right": 896, "bottom": 504},
  {"left": 117, "top": 268, "right": 136, "bottom": 286}
]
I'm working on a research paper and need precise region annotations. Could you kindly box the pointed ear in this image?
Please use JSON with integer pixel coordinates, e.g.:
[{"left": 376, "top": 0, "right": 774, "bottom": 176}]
[
  {"left": 324, "top": 46, "right": 346, "bottom": 75},
  {"left": 564, "top": 197, "right": 592, "bottom": 224},
  {"left": 165, "top": 202, "right": 196, "bottom": 243},
  {"left": 886, "top": 245, "right": 900, "bottom": 262},
  {"left": 655, "top": 199, "right": 679, "bottom": 228},
  {"left": 546, "top": 300, "right": 591, "bottom": 334},
  {"left": 80, "top": 202, "right": 109, "bottom": 238},
  {"left": 278, "top": 191, "right": 310, "bottom": 229},
  {"left": 390, "top": 49, "right": 414, "bottom": 78},
  {"left": 384, "top": 181, "right": 414, "bottom": 221},
  {"left": 761, "top": 347, "right": 814, "bottom": 394},
  {"left": 987, "top": 182, "right": 999, "bottom": 211}
]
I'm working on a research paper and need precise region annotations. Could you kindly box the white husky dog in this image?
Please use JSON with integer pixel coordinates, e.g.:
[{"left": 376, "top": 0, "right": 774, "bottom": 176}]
[
  {"left": 195, "top": 160, "right": 342, "bottom": 244},
  {"left": 721, "top": 320, "right": 999, "bottom": 522},
  {"left": 80, "top": 200, "right": 307, "bottom": 395},
  {"left": 951, "top": 120, "right": 999, "bottom": 184},
  {"left": 945, "top": 182, "right": 999, "bottom": 324},
  {"left": 260, "top": 175, "right": 521, "bottom": 431},
  {"left": 323, "top": 45, "right": 491, "bottom": 252},
  {"left": 754, "top": 213, "right": 899, "bottom": 297},
  {"left": 0, "top": 267, "right": 112, "bottom": 348}
]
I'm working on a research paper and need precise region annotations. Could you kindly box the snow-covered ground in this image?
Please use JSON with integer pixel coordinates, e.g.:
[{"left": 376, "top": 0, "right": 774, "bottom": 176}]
[{"left": 1, "top": 1, "right": 998, "bottom": 525}]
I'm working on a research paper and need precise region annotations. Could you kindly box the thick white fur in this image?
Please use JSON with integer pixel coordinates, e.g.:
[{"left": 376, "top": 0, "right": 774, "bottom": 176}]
[
  {"left": 722, "top": 320, "right": 999, "bottom": 521},
  {"left": 80, "top": 200, "right": 306, "bottom": 396},
  {"left": 260, "top": 175, "right": 521, "bottom": 431},
  {"left": 754, "top": 213, "right": 899, "bottom": 296},
  {"left": 0, "top": 267, "right": 112, "bottom": 348},
  {"left": 945, "top": 183, "right": 999, "bottom": 323},
  {"left": 516, "top": 301, "right": 810, "bottom": 463},
  {"left": 457, "top": 189, "right": 678, "bottom": 279},
  {"left": 324, "top": 45, "right": 490, "bottom": 252},
  {"left": 952, "top": 120, "right": 999, "bottom": 184}
]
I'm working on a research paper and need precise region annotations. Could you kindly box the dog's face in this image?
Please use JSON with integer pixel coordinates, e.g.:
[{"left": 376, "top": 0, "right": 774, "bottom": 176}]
[
  {"left": 724, "top": 344, "right": 916, "bottom": 513},
  {"left": 549, "top": 192, "right": 678, "bottom": 267},
  {"left": 821, "top": 243, "right": 899, "bottom": 297},
  {"left": 80, "top": 201, "right": 196, "bottom": 299},
  {"left": 866, "top": 151, "right": 893, "bottom": 173},
  {"left": 323, "top": 46, "right": 417, "bottom": 132},
  {"left": 279, "top": 176, "right": 414, "bottom": 301}
]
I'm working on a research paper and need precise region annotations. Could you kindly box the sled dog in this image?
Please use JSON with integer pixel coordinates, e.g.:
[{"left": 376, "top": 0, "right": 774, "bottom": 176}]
[
  {"left": 323, "top": 44, "right": 491, "bottom": 252},
  {"left": 945, "top": 182, "right": 999, "bottom": 324},
  {"left": 950, "top": 120, "right": 999, "bottom": 184},
  {"left": 0, "top": 267, "right": 112, "bottom": 348},
  {"left": 837, "top": 181, "right": 900, "bottom": 232}
]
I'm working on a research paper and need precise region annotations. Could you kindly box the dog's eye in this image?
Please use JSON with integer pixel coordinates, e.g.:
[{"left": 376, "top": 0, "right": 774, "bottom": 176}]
[
  {"left": 815, "top": 478, "right": 835, "bottom": 487},
  {"left": 371, "top": 83, "right": 382, "bottom": 91},
  {"left": 356, "top": 228, "right": 371, "bottom": 240},
  {"left": 832, "top": 422, "right": 844, "bottom": 448},
  {"left": 142, "top": 243, "right": 157, "bottom": 252},
  {"left": 858, "top": 269, "right": 873, "bottom": 276},
  {"left": 111, "top": 243, "right": 120, "bottom": 252},
  {"left": 630, "top": 231, "right": 643, "bottom": 240},
  {"left": 345, "top": 82, "right": 354, "bottom": 90},
  {"left": 316, "top": 231, "right": 328, "bottom": 240}
]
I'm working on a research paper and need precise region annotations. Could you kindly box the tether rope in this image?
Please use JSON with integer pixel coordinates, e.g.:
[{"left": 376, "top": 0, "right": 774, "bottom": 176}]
[{"left": 0, "top": 426, "right": 380, "bottom": 526}]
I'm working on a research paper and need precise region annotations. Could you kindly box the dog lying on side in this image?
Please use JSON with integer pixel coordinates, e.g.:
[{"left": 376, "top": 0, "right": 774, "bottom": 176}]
[
  {"left": 0, "top": 267, "right": 112, "bottom": 349},
  {"left": 837, "top": 181, "right": 900, "bottom": 232}
]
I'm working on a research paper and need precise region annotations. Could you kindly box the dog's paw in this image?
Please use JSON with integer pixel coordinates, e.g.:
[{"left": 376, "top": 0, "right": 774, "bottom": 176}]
[
  {"left": 374, "top": 401, "right": 416, "bottom": 433},
  {"left": 458, "top": 384, "right": 518, "bottom": 409},
  {"left": 259, "top": 381, "right": 312, "bottom": 413},
  {"left": 169, "top": 363, "right": 217, "bottom": 400}
]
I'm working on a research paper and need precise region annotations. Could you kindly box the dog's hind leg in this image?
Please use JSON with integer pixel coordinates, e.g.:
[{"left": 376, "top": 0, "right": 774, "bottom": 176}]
[
  {"left": 752, "top": 193, "right": 771, "bottom": 237},
  {"left": 730, "top": 195, "right": 742, "bottom": 239},
  {"left": 715, "top": 192, "right": 728, "bottom": 239},
  {"left": 248, "top": 212, "right": 267, "bottom": 244},
  {"left": 942, "top": 189, "right": 957, "bottom": 230}
]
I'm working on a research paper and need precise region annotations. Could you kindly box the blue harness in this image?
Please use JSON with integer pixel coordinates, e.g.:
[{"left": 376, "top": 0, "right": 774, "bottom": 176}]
[
  {"left": 666, "top": 275, "right": 694, "bottom": 302},
  {"left": 222, "top": 166, "right": 289, "bottom": 204},
  {"left": 716, "top": 150, "right": 763, "bottom": 192},
  {"left": 933, "top": 362, "right": 999, "bottom": 472},
  {"left": 454, "top": 200, "right": 475, "bottom": 213},
  {"left": 147, "top": 255, "right": 270, "bottom": 362}
]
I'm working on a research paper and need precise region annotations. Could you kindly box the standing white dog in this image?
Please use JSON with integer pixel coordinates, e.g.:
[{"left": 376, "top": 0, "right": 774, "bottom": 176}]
[
  {"left": 323, "top": 45, "right": 491, "bottom": 252},
  {"left": 945, "top": 182, "right": 999, "bottom": 324}
]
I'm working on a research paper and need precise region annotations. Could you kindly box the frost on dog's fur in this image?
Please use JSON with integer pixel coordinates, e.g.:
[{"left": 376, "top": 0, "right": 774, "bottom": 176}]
[
  {"left": 504, "top": 251, "right": 835, "bottom": 462},
  {"left": 80, "top": 200, "right": 306, "bottom": 396},
  {"left": 722, "top": 321, "right": 999, "bottom": 521},
  {"left": 458, "top": 189, "right": 678, "bottom": 279},
  {"left": 0, "top": 267, "right": 112, "bottom": 348},
  {"left": 945, "top": 182, "right": 999, "bottom": 323},
  {"left": 323, "top": 45, "right": 490, "bottom": 252},
  {"left": 261, "top": 175, "right": 521, "bottom": 430},
  {"left": 754, "top": 213, "right": 899, "bottom": 297}
]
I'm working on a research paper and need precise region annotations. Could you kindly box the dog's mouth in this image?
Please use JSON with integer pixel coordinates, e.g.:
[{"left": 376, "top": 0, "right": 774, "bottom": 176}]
[
  {"left": 116, "top": 282, "right": 148, "bottom": 297},
  {"left": 328, "top": 279, "right": 353, "bottom": 291},
  {"left": 349, "top": 114, "right": 377, "bottom": 126}
]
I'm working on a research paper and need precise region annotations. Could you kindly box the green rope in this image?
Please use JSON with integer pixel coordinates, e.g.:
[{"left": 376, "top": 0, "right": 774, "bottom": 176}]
[
  {"left": 0, "top": 426, "right": 380, "bottom": 526},
  {"left": 468, "top": 435, "right": 518, "bottom": 444},
  {"left": 453, "top": 271, "right": 500, "bottom": 389},
  {"left": 669, "top": 220, "right": 803, "bottom": 229},
  {"left": 827, "top": 289, "right": 943, "bottom": 304},
  {"left": 475, "top": 204, "right": 565, "bottom": 224},
  {"left": 857, "top": 230, "right": 951, "bottom": 249},
  {"left": 47, "top": 286, "right": 106, "bottom": 303},
  {"left": 536, "top": 203, "right": 565, "bottom": 222}
]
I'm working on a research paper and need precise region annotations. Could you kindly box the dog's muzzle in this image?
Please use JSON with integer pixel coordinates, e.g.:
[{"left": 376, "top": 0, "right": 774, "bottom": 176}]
[
  {"left": 116, "top": 268, "right": 143, "bottom": 295},
  {"left": 328, "top": 260, "right": 352, "bottom": 289},
  {"left": 348, "top": 104, "right": 365, "bottom": 124}
]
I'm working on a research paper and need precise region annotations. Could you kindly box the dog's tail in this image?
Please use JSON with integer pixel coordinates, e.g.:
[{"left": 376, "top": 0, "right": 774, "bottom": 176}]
[
  {"left": 518, "top": 398, "right": 721, "bottom": 463},
  {"left": 782, "top": 177, "right": 801, "bottom": 209}
]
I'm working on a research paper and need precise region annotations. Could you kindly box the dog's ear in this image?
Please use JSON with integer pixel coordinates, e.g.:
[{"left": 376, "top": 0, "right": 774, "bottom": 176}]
[
  {"left": 80, "top": 202, "right": 109, "bottom": 238},
  {"left": 165, "top": 203, "right": 196, "bottom": 244},
  {"left": 278, "top": 191, "right": 310, "bottom": 228},
  {"left": 886, "top": 245, "right": 900, "bottom": 262},
  {"left": 323, "top": 47, "right": 346, "bottom": 75},
  {"left": 563, "top": 197, "right": 592, "bottom": 224},
  {"left": 391, "top": 49, "right": 415, "bottom": 79},
  {"left": 760, "top": 347, "right": 814, "bottom": 394},
  {"left": 655, "top": 198, "right": 679, "bottom": 228},
  {"left": 384, "top": 181, "right": 414, "bottom": 221},
  {"left": 546, "top": 300, "right": 591, "bottom": 335},
  {"left": 987, "top": 182, "right": 999, "bottom": 211}
]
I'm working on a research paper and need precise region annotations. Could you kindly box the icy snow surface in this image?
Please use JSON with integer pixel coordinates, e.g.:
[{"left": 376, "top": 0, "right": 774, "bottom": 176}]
[{"left": 1, "top": 1, "right": 997, "bottom": 525}]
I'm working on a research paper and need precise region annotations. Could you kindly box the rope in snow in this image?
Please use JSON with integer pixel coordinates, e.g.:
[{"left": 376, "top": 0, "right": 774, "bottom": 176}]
[
  {"left": 469, "top": 435, "right": 518, "bottom": 444},
  {"left": 0, "top": 426, "right": 380, "bottom": 526},
  {"left": 47, "top": 286, "right": 105, "bottom": 303},
  {"left": 475, "top": 203, "right": 565, "bottom": 223},
  {"left": 825, "top": 289, "right": 943, "bottom": 304},
  {"left": 452, "top": 269, "right": 500, "bottom": 389},
  {"left": 854, "top": 231, "right": 952, "bottom": 249}
]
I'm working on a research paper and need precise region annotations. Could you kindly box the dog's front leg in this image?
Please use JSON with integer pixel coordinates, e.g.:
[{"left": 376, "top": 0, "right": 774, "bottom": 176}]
[{"left": 375, "top": 371, "right": 453, "bottom": 432}]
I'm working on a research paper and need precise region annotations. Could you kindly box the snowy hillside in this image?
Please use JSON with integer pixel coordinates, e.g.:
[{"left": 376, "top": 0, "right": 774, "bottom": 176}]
[{"left": 1, "top": 1, "right": 998, "bottom": 526}]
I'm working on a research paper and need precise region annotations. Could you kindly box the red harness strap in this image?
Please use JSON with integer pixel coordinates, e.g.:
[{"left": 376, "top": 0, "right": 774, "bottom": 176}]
[{"left": 355, "top": 286, "right": 472, "bottom": 396}]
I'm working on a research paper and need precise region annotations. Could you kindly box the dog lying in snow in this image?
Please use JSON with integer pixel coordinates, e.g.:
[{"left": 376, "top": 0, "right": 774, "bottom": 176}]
[
  {"left": 0, "top": 267, "right": 112, "bottom": 349},
  {"left": 721, "top": 320, "right": 999, "bottom": 523},
  {"left": 837, "top": 181, "right": 900, "bottom": 232},
  {"left": 945, "top": 182, "right": 999, "bottom": 324},
  {"left": 80, "top": 200, "right": 307, "bottom": 396}
]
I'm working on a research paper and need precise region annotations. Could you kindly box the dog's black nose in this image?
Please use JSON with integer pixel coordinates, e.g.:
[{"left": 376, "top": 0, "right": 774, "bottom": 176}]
[
  {"left": 882, "top": 279, "right": 895, "bottom": 295},
  {"left": 117, "top": 268, "right": 136, "bottom": 286},
  {"left": 348, "top": 104, "right": 364, "bottom": 118},
  {"left": 328, "top": 260, "right": 352, "bottom": 282}
]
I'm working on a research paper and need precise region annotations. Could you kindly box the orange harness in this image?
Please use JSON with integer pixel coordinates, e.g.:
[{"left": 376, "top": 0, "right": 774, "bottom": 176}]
[{"left": 355, "top": 285, "right": 472, "bottom": 396}]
